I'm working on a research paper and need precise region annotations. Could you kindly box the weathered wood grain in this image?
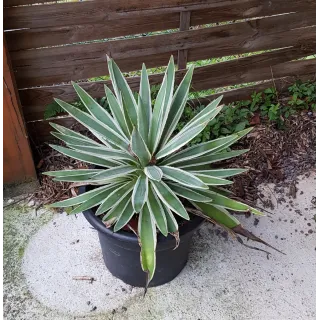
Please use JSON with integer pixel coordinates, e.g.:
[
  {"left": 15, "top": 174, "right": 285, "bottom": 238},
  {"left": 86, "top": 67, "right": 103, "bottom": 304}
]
[
  {"left": 5, "top": 13, "right": 180, "bottom": 51},
  {"left": 177, "top": 11, "right": 191, "bottom": 70},
  {"left": 6, "top": 0, "right": 315, "bottom": 51},
  {"left": 3, "top": 39, "right": 36, "bottom": 184},
  {"left": 21, "top": 49, "right": 315, "bottom": 121},
  {"left": 11, "top": 12, "right": 316, "bottom": 88},
  {"left": 4, "top": 0, "right": 315, "bottom": 29},
  {"left": 3, "top": 0, "right": 239, "bottom": 10}
]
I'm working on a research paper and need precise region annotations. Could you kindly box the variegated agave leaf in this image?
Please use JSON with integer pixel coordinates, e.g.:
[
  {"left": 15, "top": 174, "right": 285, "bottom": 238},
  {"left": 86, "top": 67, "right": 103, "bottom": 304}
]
[{"left": 47, "top": 56, "right": 279, "bottom": 291}]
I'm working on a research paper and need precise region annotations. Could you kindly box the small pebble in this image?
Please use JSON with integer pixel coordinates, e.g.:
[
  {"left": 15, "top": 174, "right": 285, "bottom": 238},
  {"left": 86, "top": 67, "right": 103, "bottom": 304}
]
[
  {"left": 308, "top": 230, "right": 314, "bottom": 234},
  {"left": 90, "top": 306, "right": 97, "bottom": 312},
  {"left": 28, "top": 200, "right": 35, "bottom": 207}
]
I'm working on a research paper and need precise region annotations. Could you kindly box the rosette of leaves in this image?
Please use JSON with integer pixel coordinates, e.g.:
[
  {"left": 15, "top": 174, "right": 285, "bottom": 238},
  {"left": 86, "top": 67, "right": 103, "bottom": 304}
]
[{"left": 46, "top": 57, "right": 280, "bottom": 290}]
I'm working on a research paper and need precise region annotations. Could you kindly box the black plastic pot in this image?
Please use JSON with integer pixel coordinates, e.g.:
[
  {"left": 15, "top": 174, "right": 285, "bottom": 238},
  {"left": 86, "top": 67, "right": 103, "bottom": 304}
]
[{"left": 80, "top": 186, "right": 204, "bottom": 287}]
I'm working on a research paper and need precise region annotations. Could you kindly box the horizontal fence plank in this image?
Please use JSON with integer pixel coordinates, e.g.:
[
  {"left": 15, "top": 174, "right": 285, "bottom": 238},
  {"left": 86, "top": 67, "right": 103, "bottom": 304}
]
[
  {"left": 21, "top": 50, "right": 315, "bottom": 121},
  {"left": 4, "top": 0, "right": 245, "bottom": 10},
  {"left": 5, "top": 13, "right": 180, "bottom": 51},
  {"left": 5, "top": 0, "right": 315, "bottom": 51},
  {"left": 26, "top": 61, "right": 315, "bottom": 145},
  {"left": 188, "top": 73, "right": 316, "bottom": 107},
  {"left": 4, "top": 0, "right": 315, "bottom": 29},
  {"left": 11, "top": 12, "right": 316, "bottom": 88}
]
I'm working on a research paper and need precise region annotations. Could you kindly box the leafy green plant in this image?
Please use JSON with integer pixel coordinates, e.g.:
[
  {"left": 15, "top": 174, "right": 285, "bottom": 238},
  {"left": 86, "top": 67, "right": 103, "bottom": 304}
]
[
  {"left": 45, "top": 57, "right": 277, "bottom": 289},
  {"left": 288, "top": 80, "right": 316, "bottom": 111}
]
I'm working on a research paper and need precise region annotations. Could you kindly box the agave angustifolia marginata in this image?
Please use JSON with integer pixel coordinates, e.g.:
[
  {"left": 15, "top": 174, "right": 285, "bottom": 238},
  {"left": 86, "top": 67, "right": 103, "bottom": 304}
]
[{"left": 46, "top": 56, "right": 278, "bottom": 288}]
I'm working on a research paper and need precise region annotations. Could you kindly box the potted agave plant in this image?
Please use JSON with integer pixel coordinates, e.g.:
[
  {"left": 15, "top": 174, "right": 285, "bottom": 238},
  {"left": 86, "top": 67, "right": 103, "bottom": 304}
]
[{"left": 46, "top": 57, "right": 279, "bottom": 291}]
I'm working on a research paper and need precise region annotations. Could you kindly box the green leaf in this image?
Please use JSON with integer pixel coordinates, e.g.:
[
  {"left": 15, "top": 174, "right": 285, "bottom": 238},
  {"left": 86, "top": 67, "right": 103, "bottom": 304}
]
[
  {"left": 51, "top": 131, "right": 102, "bottom": 148},
  {"left": 148, "top": 185, "right": 168, "bottom": 236},
  {"left": 138, "top": 64, "right": 152, "bottom": 142},
  {"left": 151, "top": 180, "right": 189, "bottom": 220},
  {"left": 139, "top": 204, "right": 157, "bottom": 287},
  {"left": 49, "top": 185, "right": 112, "bottom": 208},
  {"left": 66, "top": 144, "right": 136, "bottom": 162},
  {"left": 108, "top": 58, "right": 138, "bottom": 126},
  {"left": 105, "top": 85, "right": 131, "bottom": 138},
  {"left": 54, "top": 98, "right": 129, "bottom": 150},
  {"left": 44, "top": 101, "right": 64, "bottom": 119},
  {"left": 131, "top": 127, "right": 151, "bottom": 167},
  {"left": 89, "top": 165, "right": 137, "bottom": 182},
  {"left": 162, "top": 205, "right": 178, "bottom": 233},
  {"left": 167, "top": 183, "right": 212, "bottom": 203},
  {"left": 137, "top": 95, "right": 149, "bottom": 144},
  {"left": 179, "top": 96, "right": 223, "bottom": 134},
  {"left": 49, "top": 122, "right": 102, "bottom": 145},
  {"left": 156, "top": 122, "right": 206, "bottom": 159},
  {"left": 49, "top": 144, "right": 120, "bottom": 168},
  {"left": 102, "top": 192, "right": 132, "bottom": 223},
  {"left": 160, "top": 65, "right": 194, "bottom": 147},
  {"left": 192, "top": 202, "right": 240, "bottom": 229},
  {"left": 196, "top": 189, "right": 263, "bottom": 215},
  {"left": 160, "top": 166, "right": 208, "bottom": 189},
  {"left": 96, "top": 180, "right": 136, "bottom": 215},
  {"left": 43, "top": 169, "right": 102, "bottom": 177},
  {"left": 161, "top": 135, "right": 235, "bottom": 165},
  {"left": 132, "top": 174, "right": 148, "bottom": 212},
  {"left": 113, "top": 199, "right": 135, "bottom": 232},
  {"left": 234, "top": 121, "right": 248, "bottom": 132},
  {"left": 69, "top": 183, "right": 124, "bottom": 215},
  {"left": 72, "top": 82, "right": 125, "bottom": 138},
  {"left": 157, "top": 103, "right": 223, "bottom": 159},
  {"left": 144, "top": 166, "right": 163, "bottom": 181},
  {"left": 159, "top": 56, "right": 175, "bottom": 129},
  {"left": 149, "top": 76, "right": 167, "bottom": 153},
  {"left": 52, "top": 172, "right": 102, "bottom": 182},
  {"left": 178, "top": 149, "right": 249, "bottom": 169},
  {"left": 190, "top": 168, "right": 247, "bottom": 178},
  {"left": 208, "top": 127, "right": 253, "bottom": 155},
  {"left": 192, "top": 174, "right": 233, "bottom": 186}
]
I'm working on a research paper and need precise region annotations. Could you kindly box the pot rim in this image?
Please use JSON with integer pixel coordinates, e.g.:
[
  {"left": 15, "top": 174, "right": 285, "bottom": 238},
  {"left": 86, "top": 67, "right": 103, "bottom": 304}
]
[{"left": 79, "top": 186, "right": 204, "bottom": 244}]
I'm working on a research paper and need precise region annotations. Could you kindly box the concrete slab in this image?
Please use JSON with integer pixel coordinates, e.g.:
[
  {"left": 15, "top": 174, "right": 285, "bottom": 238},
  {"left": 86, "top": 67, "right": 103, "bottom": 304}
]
[{"left": 4, "top": 172, "right": 316, "bottom": 320}]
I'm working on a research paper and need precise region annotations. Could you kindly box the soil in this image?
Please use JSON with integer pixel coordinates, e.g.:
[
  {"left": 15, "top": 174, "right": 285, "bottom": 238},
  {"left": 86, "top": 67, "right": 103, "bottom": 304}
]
[{"left": 222, "top": 112, "right": 316, "bottom": 204}]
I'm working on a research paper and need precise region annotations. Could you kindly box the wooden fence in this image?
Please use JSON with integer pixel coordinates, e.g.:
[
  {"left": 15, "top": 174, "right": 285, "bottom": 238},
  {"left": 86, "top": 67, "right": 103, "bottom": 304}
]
[
  {"left": 4, "top": 0, "right": 316, "bottom": 146},
  {"left": 3, "top": 40, "right": 37, "bottom": 185}
]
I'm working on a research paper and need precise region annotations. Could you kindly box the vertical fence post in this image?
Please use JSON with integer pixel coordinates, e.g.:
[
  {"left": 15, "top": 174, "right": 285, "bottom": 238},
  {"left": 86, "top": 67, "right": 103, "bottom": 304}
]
[
  {"left": 177, "top": 11, "right": 191, "bottom": 70},
  {"left": 3, "top": 37, "right": 37, "bottom": 191}
]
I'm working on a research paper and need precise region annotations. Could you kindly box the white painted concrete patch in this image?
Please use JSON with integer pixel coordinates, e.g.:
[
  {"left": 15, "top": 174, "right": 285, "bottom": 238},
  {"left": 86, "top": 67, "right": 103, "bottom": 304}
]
[
  {"left": 7, "top": 172, "right": 316, "bottom": 319},
  {"left": 22, "top": 213, "right": 140, "bottom": 315}
]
